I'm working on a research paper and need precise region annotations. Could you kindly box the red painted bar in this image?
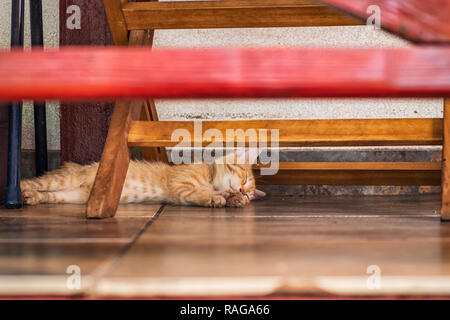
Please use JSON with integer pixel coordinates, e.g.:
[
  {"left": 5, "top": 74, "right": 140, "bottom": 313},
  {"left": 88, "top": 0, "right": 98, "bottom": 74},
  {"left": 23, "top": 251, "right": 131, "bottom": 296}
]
[
  {"left": 319, "top": 0, "right": 450, "bottom": 43},
  {"left": 0, "top": 46, "right": 450, "bottom": 100}
]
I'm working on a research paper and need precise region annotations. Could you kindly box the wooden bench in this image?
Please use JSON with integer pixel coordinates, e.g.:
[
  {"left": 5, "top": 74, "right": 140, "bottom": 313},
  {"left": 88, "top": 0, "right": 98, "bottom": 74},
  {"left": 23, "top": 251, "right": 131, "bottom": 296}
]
[
  {"left": 1, "top": 0, "right": 448, "bottom": 219},
  {"left": 88, "top": 0, "right": 450, "bottom": 219}
]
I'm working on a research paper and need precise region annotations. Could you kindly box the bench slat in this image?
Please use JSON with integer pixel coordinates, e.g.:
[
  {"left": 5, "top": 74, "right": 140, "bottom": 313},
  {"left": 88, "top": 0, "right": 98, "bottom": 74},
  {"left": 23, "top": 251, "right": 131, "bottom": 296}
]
[
  {"left": 254, "top": 162, "right": 441, "bottom": 185},
  {"left": 128, "top": 119, "right": 443, "bottom": 147},
  {"left": 122, "top": 0, "right": 363, "bottom": 30},
  {"left": 1, "top": 47, "right": 450, "bottom": 100}
]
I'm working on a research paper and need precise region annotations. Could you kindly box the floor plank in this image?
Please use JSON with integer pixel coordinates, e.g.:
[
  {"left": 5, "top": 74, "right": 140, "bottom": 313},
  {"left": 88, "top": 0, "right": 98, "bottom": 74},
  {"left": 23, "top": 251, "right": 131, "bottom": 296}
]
[
  {"left": 95, "top": 195, "right": 450, "bottom": 297},
  {"left": 0, "top": 242, "right": 124, "bottom": 275},
  {"left": 2, "top": 196, "right": 450, "bottom": 297},
  {"left": 161, "top": 195, "right": 440, "bottom": 218},
  {"left": 0, "top": 204, "right": 161, "bottom": 242},
  {"left": 0, "top": 203, "right": 162, "bottom": 295},
  {"left": 0, "top": 203, "right": 161, "bottom": 219}
]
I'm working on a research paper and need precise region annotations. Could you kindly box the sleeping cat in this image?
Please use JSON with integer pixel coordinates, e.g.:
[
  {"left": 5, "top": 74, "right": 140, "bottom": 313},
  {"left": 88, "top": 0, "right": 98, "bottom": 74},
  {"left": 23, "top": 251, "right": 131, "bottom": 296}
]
[{"left": 20, "top": 148, "right": 266, "bottom": 208}]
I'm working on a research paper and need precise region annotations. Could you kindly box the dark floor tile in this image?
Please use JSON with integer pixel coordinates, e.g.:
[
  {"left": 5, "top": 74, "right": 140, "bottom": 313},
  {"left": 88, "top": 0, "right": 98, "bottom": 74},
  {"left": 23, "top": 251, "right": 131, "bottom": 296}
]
[
  {"left": 0, "top": 242, "right": 124, "bottom": 276},
  {"left": 0, "top": 204, "right": 161, "bottom": 242},
  {"left": 95, "top": 195, "right": 450, "bottom": 297},
  {"left": 0, "top": 204, "right": 162, "bottom": 219},
  {"left": 0, "top": 216, "right": 150, "bottom": 242},
  {"left": 161, "top": 195, "right": 440, "bottom": 218}
]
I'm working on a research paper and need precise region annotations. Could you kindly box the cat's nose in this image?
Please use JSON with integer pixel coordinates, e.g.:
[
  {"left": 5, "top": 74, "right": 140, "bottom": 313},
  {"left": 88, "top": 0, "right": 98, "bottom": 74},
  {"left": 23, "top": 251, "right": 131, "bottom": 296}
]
[{"left": 239, "top": 188, "right": 244, "bottom": 194}]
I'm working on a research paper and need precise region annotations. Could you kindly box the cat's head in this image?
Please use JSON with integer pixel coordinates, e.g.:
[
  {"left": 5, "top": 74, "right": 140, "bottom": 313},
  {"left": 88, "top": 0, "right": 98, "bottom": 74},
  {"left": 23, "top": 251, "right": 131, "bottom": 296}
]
[{"left": 210, "top": 148, "right": 266, "bottom": 200}]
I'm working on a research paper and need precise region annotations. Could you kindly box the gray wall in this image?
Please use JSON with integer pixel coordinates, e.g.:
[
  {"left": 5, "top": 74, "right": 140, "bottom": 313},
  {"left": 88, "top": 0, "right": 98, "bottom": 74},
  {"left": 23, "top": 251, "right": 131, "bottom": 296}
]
[{"left": 153, "top": 26, "right": 442, "bottom": 124}]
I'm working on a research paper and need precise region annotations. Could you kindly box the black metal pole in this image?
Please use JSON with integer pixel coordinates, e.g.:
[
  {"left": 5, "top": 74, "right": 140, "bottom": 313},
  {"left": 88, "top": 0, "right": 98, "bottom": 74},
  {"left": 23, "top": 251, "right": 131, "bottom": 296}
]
[
  {"left": 5, "top": 0, "right": 25, "bottom": 208},
  {"left": 30, "top": 0, "right": 48, "bottom": 177}
]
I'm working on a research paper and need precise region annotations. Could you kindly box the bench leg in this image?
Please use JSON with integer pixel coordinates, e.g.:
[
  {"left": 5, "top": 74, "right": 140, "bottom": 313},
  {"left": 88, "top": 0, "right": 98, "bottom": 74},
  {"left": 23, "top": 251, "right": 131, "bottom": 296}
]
[
  {"left": 442, "top": 98, "right": 450, "bottom": 221},
  {"left": 86, "top": 30, "right": 151, "bottom": 219},
  {"left": 86, "top": 99, "right": 143, "bottom": 219}
]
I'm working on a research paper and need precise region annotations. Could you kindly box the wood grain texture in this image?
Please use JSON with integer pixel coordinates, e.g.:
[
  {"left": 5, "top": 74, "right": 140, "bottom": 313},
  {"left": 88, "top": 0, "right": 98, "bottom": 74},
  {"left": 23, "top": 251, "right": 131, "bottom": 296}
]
[
  {"left": 128, "top": 119, "right": 443, "bottom": 147},
  {"left": 122, "top": 0, "right": 363, "bottom": 30},
  {"left": 255, "top": 162, "right": 442, "bottom": 171},
  {"left": 441, "top": 99, "right": 450, "bottom": 220},
  {"left": 1, "top": 47, "right": 450, "bottom": 100},
  {"left": 2, "top": 196, "right": 448, "bottom": 297},
  {"left": 102, "top": 0, "right": 129, "bottom": 46},
  {"left": 59, "top": 0, "right": 116, "bottom": 164},
  {"left": 86, "top": 99, "right": 143, "bottom": 219},
  {"left": 0, "top": 203, "right": 159, "bottom": 295},
  {"left": 60, "top": 0, "right": 115, "bottom": 46},
  {"left": 253, "top": 162, "right": 441, "bottom": 186},
  {"left": 320, "top": 0, "right": 450, "bottom": 43},
  {"left": 97, "top": 195, "right": 449, "bottom": 297}
]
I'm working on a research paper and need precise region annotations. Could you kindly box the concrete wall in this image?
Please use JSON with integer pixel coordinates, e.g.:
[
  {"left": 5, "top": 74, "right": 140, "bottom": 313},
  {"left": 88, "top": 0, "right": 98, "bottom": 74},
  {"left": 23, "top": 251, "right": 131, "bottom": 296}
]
[
  {"left": 153, "top": 26, "right": 442, "bottom": 123},
  {"left": 0, "top": 0, "right": 443, "bottom": 152}
]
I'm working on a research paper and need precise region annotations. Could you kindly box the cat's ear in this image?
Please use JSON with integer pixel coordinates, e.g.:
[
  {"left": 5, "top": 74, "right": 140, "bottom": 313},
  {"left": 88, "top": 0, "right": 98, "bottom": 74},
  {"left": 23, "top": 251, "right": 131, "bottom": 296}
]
[
  {"left": 234, "top": 147, "right": 260, "bottom": 165},
  {"left": 254, "top": 189, "right": 266, "bottom": 199}
]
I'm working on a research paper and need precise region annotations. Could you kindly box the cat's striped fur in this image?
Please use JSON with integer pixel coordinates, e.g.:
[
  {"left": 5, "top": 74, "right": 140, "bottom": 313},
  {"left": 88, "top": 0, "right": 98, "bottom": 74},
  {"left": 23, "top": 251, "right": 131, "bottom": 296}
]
[{"left": 21, "top": 149, "right": 265, "bottom": 208}]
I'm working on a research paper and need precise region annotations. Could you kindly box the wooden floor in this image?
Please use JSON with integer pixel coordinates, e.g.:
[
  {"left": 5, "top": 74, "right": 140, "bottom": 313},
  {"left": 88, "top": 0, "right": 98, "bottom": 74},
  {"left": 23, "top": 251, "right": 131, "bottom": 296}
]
[{"left": 1, "top": 194, "right": 450, "bottom": 298}]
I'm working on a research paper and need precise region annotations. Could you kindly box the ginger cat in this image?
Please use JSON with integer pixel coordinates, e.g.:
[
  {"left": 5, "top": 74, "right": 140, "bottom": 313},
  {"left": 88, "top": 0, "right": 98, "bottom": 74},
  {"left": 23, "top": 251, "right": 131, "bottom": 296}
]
[{"left": 21, "top": 148, "right": 266, "bottom": 208}]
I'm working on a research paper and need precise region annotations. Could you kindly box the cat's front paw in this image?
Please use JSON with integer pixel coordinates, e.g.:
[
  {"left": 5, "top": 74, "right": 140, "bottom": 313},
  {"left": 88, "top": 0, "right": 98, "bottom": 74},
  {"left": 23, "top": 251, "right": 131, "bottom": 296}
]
[
  {"left": 209, "top": 195, "right": 226, "bottom": 208},
  {"left": 226, "top": 192, "right": 249, "bottom": 208},
  {"left": 22, "top": 190, "right": 41, "bottom": 205}
]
